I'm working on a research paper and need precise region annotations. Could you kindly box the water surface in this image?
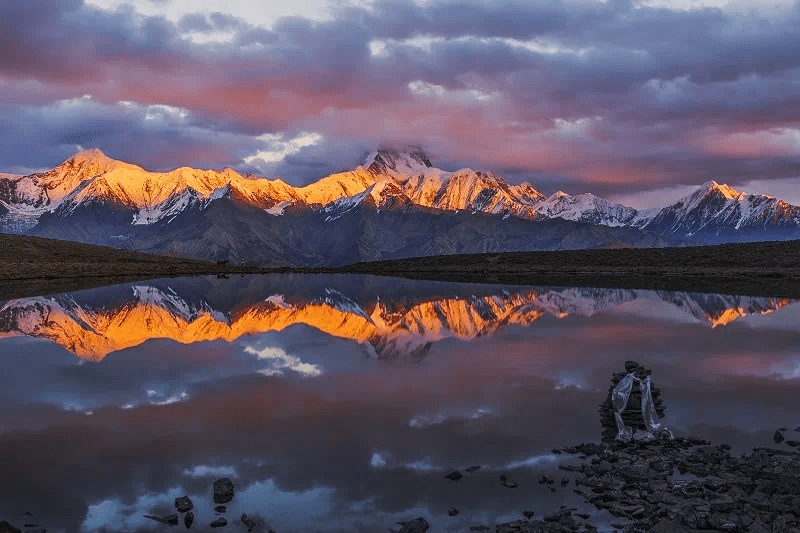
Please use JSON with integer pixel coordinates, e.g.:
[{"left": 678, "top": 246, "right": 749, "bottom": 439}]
[{"left": 1, "top": 274, "right": 799, "bottom": 533}]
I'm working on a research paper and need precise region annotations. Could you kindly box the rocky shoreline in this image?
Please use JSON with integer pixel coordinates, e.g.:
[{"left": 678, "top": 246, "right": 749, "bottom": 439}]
[
  {"left": 2, "top": 431, "right": 799, "bottom": 533},
  {"left": 392, "top": 431, "right": 800, "bottom": 533},
  {"left": 393, "top": 362, "right": 800, "bottom": 533}
]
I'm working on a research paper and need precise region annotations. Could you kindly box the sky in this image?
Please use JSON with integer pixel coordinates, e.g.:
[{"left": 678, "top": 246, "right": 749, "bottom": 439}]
[{"left": 1, "top": 0, "right": 799, "bottom": 208}]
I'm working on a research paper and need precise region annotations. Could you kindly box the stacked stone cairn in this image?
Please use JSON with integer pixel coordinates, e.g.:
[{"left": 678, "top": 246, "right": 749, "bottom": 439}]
[{"left": 599, "top": 360, "right": 666, "bottom": 444}]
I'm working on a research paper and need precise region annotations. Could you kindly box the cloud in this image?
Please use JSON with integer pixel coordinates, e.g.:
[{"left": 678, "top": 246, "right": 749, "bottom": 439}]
[
  {"left": 0, "top": 0, "right": 799, "bottom": 196},
  {"left": 245, "top": 344, "right": 323, "bottom": 377}
]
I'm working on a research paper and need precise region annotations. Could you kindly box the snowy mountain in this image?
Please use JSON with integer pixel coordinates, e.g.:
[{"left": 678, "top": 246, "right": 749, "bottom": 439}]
[
  {"left": 632, "top": 181, "right": 800, "bottom": 243},
  {"left": 535, "top": 191, "right": 638, "bottom": 227},
  {"left": 3, "top": 148, "right": 800, "bottom": 264}
]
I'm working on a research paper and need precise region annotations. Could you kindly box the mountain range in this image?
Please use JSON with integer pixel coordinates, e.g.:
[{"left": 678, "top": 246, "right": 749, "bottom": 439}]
[
  {"left": 1, "top": 275, "right": 792, "bottom": 360},
  {"left": 1, "top": 148, "right": 798, "bottom": 266}
]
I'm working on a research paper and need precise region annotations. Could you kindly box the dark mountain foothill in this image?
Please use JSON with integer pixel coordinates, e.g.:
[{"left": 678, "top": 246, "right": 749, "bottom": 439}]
[{"left": 332, "top": 239, "right": 800, "bottom": 299}]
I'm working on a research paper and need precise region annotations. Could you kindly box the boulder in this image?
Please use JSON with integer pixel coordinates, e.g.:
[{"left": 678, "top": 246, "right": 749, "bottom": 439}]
[
  {"left": 212, "top": 478, "right": 235, "bottom": 504},
  {"left": 175, "top": 495, "right": 193, "bottom": 513},
  {"left": 209, "top": 517, "right": 227, "bottom": 528},
  {"left": 444, "top": 471, "right": 462, "bottom": 481}
]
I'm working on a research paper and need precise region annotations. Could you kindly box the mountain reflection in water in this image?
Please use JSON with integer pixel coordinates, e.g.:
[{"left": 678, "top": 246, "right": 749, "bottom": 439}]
[
  {"left": 0, "top": 274, "right": 798, "bottom": 533},
  {"left": 0, "top": 274, "right": 793, "bottom": 360}
]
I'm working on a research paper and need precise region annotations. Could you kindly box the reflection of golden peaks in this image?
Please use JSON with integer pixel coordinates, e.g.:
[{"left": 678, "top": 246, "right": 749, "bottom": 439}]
[
  {"left": 0, "top": 290, "right": 794, "bottom": 360},
  {"left": 707, "top": 299, "right": 791, "bottom": 328},
  {"left": 709, "top": 307, "right": 746, "bottom": 328},
  {"left": 0, "top": 290, "right": 545, "bottom": 360}
]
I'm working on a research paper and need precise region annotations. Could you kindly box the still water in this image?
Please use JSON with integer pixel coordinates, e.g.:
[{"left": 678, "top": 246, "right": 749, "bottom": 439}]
[{"left": 0, "top": 274, "right": 799, "bottom": 533}]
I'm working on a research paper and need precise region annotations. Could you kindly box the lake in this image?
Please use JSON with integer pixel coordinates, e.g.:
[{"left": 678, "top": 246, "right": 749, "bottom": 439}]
[{"left": 0, "top": 274, "right": 798, "bottom": 533}]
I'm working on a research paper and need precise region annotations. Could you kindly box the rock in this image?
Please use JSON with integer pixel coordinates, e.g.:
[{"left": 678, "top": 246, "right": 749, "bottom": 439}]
[
  {"left": 502, "top": 480, "right": 519, "bottom": 488},
  {"left": 539, "top": 474, "right": 554, "bottom": 484},
  {"left": 214, "top": 506, "right": 227, "bottom": 513},
  {"left": 23, "top": 529, "right": 45, "bottom": 533},
  {"left": 543, "top": 509, "right": 571, "bottom": 522},
  {"left": 209, "top": 517, "right": 227, "bottom": 528},
  {"left": 0, "top": 523, "right": 21, "bottom": 533},
  {"left": 464, "top": 465, "right": 481, "bottom": 472},
  {"left": 184, "top": 512, "right": 194, "bottom": 529},
  {"left": 175, "top": 495, "right": 194, "bottom": 513},
  {"left": 240, "top": 514, "right": 256, "bottom": 532},
  {"left": 398, "top": 517, "right": 429, "bottom": 533},
  {"left": 448, "top": 507, "right": 459, "bottom": 516},
  {"left": 785, "top": 440, "right": 800, "bottom": 447},
  {"left": 774, "top": 431, "right": 785, "bottom": 443},
  {"left": 561, "top": 476, "right": 570, "bottom": 487},
  {"left": 548, "top": 486, "right": 556, "bottom": 492},
  {"left": 444, "top": 471, "right": 462, "bottom": 481},
  {"left": 778, "top": 427, "right": 788, "bottom": 431},
  {"left": 647, "top": 520, "right": 691, "bottom": 533},
  {"left": 212, "top": 478, "right": 235, "bottom": 504},
  {"left": 165, "top": 514, "right": 179, "bottom": 525},
  {"left": 144, "top": 515, "right": 174, "bottom": 525},
  {"left": 523, "top": 511, "right": 535, "bottom": 519},
  {"left": 468, "top": 527, "right": 489, "bottom": 532}
]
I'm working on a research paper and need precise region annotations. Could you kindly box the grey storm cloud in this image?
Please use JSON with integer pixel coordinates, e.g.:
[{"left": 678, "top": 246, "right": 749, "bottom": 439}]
[{"left": 0, "top": 0, "right": 798, "bottom": 196}]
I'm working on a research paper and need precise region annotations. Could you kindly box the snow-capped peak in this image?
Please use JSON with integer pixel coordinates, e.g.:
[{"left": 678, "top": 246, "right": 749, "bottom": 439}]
[
  {"left": 699, "top": 180, "right": 744, "bottom": 200},
  {"left": 364, "top": 148, "right": 434, "bottom": 178},
  {"left": 534, "top": 191, "right": 639, "bottom": 226},
  {"left": 67, "top": 148, "right": 113, "bottom": 166}
]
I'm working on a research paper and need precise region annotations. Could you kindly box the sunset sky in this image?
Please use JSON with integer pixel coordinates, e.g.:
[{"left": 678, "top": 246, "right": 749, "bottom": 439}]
[{"left": 2, "top": 0, "right": 799, "bottom": 207}]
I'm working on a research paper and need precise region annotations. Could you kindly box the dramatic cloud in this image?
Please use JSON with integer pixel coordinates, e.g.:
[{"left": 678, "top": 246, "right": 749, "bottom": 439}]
[{"left": 1, "top": 0, "right": 799, "bottom": 204}]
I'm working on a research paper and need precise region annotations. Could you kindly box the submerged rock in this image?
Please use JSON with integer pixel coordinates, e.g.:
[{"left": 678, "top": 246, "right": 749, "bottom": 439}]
[
  {"left": 209, "top": 517, "right": 227, "bottom": 528},
  {"left": 464, "top": 465, "right": 481, "bottom": 472},
  {"left": 184, "top": 512, "right": 194, "bottom": 529},
  {"left": 144, "top": 514, "right": 176, "bottom": 525},
  {"left": 774, "top": 430, "right": 785, "bottom": 443},
  {"left": 212, "top": 478, "right": 235, "bottom": 504},
  {"left": 214, "top": 505, "right": 227, "bottom": 513},
  {"left": 398, "top": 517, "right": 429, "bottom": 533},
  {"left": 444, "top": 471, "right": 462, "bottom": 481},
  {"left": 240, "top": 514, "right": 256, "bottom": 532},
  {"left": 448, "top": 507, "right": 459, "bottom": 516}
]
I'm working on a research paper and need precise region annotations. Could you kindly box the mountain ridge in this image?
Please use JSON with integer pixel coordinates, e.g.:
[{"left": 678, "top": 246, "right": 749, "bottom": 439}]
[{"left": 3, "top": 148, "right": 800, "bottom": 264}]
